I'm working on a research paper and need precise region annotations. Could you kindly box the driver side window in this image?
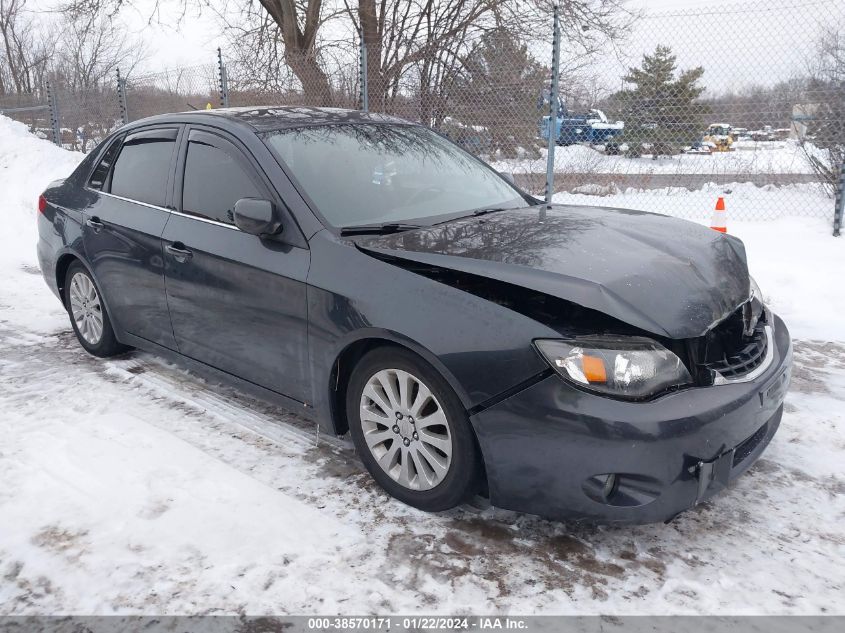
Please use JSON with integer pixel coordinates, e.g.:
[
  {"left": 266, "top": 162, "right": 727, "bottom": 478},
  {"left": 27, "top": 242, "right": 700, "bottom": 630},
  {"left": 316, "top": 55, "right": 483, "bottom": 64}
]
[{"left": 181, "top": 138, "right": 262, "bottom": 225}]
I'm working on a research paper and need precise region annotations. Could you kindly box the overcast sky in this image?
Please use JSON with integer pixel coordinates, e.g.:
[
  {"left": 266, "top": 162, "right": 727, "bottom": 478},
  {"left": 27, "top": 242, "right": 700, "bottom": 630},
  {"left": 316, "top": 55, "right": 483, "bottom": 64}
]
[{"left": 31, "top": 0, "right": 837, "bottom": 95}]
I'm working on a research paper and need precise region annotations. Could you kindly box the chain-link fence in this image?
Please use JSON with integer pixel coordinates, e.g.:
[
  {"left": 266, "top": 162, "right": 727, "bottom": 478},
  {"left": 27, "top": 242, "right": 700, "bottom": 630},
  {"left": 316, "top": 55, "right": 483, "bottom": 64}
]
[
  {"left": 123, "top": 63, "right": 220, "bottom": 122},
  {"left": 539, "top": 0, "right": 844, "bottom": 228},
  {"left": 0, "top": 91, "right": 53, "bottom": 142},
  {"left": 1, "top": 0, "right": 843, "bottom": 233}
]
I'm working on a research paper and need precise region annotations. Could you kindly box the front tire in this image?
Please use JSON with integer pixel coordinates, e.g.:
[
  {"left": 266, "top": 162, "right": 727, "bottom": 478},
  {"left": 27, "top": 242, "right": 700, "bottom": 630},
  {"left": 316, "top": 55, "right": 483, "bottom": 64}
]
[
  {"left": 64, "top": 261, "right": 127, "bottom": 357},
  {"left": 346, "top": 347, "right": 481, "bottom": 512}
]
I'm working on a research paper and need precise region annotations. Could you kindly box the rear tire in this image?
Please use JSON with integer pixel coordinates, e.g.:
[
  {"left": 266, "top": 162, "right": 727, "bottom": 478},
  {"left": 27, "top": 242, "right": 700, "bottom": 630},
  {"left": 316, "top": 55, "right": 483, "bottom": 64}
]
[
  {"left": 64, "top": 261, "right": 127, "bottom": 358},
  {"left": 346, "top": 347, "right": 481, "bottom": 512}
]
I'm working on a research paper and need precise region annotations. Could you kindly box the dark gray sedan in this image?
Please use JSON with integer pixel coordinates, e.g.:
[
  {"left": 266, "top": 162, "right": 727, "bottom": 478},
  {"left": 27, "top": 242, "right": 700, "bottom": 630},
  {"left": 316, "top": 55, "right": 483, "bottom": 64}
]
[{"left": 37, "top": 107, "right": 792, "bottom": 523}]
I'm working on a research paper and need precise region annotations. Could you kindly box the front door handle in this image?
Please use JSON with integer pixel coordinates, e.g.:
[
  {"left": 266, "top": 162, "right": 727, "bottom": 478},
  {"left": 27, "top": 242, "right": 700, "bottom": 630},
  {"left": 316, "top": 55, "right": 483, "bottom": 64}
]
[
  {"left": 86, "top": 217, "right": 104, "bottom": 232},
  {"left": 166, "top": 243, "right": 193, "bottom": 263}
]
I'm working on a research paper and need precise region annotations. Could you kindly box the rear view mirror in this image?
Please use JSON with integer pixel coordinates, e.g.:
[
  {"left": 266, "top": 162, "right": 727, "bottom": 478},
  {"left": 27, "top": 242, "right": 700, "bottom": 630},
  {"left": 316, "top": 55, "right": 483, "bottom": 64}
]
[
  {"left": 499, "top": 171, "right": 515, "bottom": 185},
  {"left": 233, "top": 198, "right": 281, "bottom": 236}
]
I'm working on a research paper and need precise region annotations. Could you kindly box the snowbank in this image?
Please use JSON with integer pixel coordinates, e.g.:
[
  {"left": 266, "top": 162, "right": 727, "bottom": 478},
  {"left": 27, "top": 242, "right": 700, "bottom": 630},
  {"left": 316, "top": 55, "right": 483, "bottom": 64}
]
[
  {"left": 0, "top": 116, "right": 85, "bottom": 335},
  {"left": 0, "top": 116, "right": 83, "bottom": 268}
]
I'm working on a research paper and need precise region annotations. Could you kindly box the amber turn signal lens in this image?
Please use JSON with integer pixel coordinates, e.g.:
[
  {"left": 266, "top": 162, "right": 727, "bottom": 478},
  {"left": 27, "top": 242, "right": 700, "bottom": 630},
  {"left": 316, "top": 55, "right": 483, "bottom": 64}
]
[{"left": 581, "top": 355, "right": 607, "bottom": 383}]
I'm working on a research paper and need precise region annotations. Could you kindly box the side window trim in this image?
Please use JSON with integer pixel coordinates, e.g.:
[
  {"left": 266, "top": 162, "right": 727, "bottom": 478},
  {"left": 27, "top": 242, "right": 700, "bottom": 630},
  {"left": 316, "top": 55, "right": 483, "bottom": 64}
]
[{"left": 125, "top": 127, "right": 179, "bottom": 143}]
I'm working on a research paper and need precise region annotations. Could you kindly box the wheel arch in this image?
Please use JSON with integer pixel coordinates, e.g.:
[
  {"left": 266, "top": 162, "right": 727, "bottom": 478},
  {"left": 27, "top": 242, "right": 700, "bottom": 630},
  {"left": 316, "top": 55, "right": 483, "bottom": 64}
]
[
  {"left": 326, "top": 332, "right": 489, "bottom": 496},
  {"left": 54, "top": 252, "right": 122, "bottom": 338},
  {"left": 326, "top": 331, "right": 471, "bottom": 437},
  {"left": 55, "top": 251, "right": 83, "bottom": 306}
]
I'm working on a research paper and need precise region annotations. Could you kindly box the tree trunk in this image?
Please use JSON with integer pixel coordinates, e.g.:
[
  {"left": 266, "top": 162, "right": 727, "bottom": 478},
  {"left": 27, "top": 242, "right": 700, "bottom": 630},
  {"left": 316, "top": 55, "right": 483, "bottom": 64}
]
[
  {"left": 358, "top": 0, "right": 386, "bottom": 112},
  {"left": 285, "top": 49, "right": 333, "bottom": 106},
  {"left": 258, "top": 0, "right": 334, "bottom": 106}
]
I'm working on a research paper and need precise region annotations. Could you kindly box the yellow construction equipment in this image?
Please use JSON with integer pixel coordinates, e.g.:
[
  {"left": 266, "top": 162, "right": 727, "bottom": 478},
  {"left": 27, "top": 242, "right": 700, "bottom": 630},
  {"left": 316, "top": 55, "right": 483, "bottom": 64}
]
[{"left": 703, "top": 123, "right": 734, "bottom": 152}]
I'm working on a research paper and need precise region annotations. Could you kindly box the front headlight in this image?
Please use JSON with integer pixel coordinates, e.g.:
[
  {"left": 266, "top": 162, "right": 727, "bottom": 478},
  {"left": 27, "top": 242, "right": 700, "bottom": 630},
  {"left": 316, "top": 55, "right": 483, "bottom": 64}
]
[{"left": 535, "top": 336, "right": 692, "bottom": 400}]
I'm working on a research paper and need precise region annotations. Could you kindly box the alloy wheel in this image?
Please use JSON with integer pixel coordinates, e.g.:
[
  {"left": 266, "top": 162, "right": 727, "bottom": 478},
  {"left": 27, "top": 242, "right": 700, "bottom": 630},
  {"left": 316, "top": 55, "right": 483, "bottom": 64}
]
[
  {"left": 69, "top": 272, "right": 103, "bottom": 345},
  {"left": 359, "top": 368, "right": 453, "bottom": 491}
]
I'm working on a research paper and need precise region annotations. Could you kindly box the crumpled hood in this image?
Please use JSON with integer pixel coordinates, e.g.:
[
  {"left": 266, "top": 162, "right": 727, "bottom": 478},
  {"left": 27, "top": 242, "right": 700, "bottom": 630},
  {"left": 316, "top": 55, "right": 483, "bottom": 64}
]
[{"left": 355, "top": 204, "right": 750, "bottom": 339}]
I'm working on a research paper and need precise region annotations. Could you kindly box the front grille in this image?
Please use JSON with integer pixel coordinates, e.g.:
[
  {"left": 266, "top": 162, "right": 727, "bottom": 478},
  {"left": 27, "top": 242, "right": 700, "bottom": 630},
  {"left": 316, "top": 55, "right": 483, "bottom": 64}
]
[
  {"left": 697, "top": 305, "right": 769, "bottom": 381},
  {"left": 705, "top": 320, "right": 768, "bottom": 379}
]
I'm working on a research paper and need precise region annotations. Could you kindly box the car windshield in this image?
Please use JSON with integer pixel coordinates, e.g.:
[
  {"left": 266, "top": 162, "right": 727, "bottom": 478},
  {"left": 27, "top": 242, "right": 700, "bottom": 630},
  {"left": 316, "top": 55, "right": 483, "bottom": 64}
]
[{"left": 263, "top": 123, "right": 526, "bottom": 228}]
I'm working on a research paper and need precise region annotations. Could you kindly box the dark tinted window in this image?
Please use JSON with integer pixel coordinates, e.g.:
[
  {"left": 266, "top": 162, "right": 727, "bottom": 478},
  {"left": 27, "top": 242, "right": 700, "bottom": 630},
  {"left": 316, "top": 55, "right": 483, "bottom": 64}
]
[
  {"left": 110, "top": 135, "right": 176, "bottom": 207},
  {"left": 182, "top": 140, "right": 262, "bottom": 225},
  {"left": 88, "top": 137, "right": 122, "bottom": 190}
]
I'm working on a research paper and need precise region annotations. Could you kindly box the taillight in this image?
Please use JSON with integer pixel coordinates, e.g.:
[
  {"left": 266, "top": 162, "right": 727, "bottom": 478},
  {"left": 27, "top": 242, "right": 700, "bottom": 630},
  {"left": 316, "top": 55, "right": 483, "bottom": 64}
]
[{"left": 38, "top": 194, "right": 47, "bottom": 215}]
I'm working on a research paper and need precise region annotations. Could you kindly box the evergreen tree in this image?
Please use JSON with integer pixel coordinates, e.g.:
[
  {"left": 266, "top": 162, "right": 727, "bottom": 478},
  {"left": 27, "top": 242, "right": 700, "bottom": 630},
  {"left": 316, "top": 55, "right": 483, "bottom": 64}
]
[
  {"left": 615, "top": 45, "right": 707, "bottom": 154},
  {"left": 449, "top": 29, "right": 549, "bottom": 155}
]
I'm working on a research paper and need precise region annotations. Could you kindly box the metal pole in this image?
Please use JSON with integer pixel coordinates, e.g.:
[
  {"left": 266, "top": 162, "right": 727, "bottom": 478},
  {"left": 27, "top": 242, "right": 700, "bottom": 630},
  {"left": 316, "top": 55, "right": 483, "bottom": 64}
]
[
  {"left": 544, "top": 4, "right": 561, "bottom": 205},
  {"left": 46, "top": 80, "right": 61, "bottom": 147},
  {"left": 218, "top": 47, "right": 229, "bottom": 108},
  {"left": 359, "top": 28, "right": 369, "bottom": 112},
  {"left": 834, "top": 158, "right": 844, "bottom": 237},
  {"left": 117, "top": 68, "right": 128, "bottom": 125}
]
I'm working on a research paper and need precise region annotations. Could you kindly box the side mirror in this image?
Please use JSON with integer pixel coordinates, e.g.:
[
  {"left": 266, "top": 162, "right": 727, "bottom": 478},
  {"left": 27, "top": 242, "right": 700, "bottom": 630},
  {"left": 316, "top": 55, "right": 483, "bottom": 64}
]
[
  {"left": 499, "top": 171, "right": 515, "bottom": 185},
  {"left": 233, "top": 198, "right": 281, "bottom": 236}
]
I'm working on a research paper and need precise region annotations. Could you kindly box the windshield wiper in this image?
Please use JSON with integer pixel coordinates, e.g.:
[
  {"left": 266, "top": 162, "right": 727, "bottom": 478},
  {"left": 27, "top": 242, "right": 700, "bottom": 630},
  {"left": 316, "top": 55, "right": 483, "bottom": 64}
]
[
  {"left": 471, "top": 207, "right": 509, "bottom": 217},
  {"left": 340, "top": 222, "right": 425, "bottom": 236},
  {"left": 432, "top": 207, "right": 510, "bottom": 226}
]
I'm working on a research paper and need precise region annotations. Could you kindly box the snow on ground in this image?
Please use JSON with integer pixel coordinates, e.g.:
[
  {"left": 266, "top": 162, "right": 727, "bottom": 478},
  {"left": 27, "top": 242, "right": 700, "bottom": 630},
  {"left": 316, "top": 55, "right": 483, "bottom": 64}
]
[
  {"left": 555, "top": 180, "right": 834, "bottom": 221},
  {"left": 491, "top": 139, "right": 817, "bottom": 176},
  {"left": 1, "top": 115, "right": 844, "bottom": 615}
]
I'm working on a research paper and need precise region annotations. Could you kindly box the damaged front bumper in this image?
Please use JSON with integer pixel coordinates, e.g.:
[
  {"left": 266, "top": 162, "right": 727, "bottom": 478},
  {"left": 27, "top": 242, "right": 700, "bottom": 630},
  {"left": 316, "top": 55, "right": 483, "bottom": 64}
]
[{"left": 468, "top": 314, "right": 792, "bottom": 524}]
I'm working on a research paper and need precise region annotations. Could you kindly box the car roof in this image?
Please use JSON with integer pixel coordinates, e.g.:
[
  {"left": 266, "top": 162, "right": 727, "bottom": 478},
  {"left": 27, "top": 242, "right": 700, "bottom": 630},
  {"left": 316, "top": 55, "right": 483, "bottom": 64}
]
[{"left": 124, "top": 106, "right": 411, "bottom": 134}]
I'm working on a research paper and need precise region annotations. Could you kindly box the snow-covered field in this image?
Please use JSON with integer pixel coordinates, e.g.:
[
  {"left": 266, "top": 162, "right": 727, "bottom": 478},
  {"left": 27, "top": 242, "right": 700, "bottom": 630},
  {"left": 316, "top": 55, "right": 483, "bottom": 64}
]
[
  {"left": 490, "top": 139, "right": 818, "bottom": 176},
  {"left": 1, "top": 115, "right": 844, "bottom": 615},
  {"left": 554, "top": 181, "right": 835, "bottom": 221}
]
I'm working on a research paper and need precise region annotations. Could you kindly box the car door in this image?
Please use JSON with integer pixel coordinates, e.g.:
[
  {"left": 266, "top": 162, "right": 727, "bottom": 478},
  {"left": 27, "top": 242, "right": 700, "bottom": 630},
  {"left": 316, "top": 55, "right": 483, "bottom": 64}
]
[
  {"left": 162, "top": 126, "right": 311, "bottom": 402},
  {"left": 82, "top": 127, "right": 180, "bottom": 349}
]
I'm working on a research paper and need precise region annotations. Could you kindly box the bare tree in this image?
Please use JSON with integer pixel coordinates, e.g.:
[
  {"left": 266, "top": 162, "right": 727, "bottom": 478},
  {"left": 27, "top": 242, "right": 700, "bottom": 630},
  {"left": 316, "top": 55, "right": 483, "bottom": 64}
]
[
  {"left": 0, "top": 0, "right": 52, "bottom": 95},
  {"left": 252, "top": 0, "right": 337, "bottom": 104},
  {"left": 61, "top": 0, "right": 636, "bottom": 115},
  {"left": 65, "top": 0, "right": 342, "bottom": 104},
  {"left": 51, "top": 12, "right": 146, "bottom": 92}
]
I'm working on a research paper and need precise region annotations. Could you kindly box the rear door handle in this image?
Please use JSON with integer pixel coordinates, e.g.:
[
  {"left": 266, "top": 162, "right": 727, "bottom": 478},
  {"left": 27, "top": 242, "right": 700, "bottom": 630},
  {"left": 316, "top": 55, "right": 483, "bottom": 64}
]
[
  {"left": 86, "top": 217, "right": 104, "bottom": 232},
  {"left": 166, "top": 242, "right": 193, "bottom": 262}
]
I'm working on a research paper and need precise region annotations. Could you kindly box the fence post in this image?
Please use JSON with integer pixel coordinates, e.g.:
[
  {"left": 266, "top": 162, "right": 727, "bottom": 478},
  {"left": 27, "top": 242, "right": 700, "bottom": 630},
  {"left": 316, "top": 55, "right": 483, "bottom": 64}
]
[
  {"left": 834, "top": 160, "right": 844, "bottom": 237},
  {"left": 544, "top": 4, "right": 561, "bottom": 205},
  {"left": 359, "top": 28, "right": 369, "bottom": 112},
  {"left": 116, "top": 68, "right": 129, "bottom": 125},
  {"left": 45, "top": 80, "right": 61, "bottom": 147},
  {"left": 217, "top": 48, "right": 230, "bottom": 108}
]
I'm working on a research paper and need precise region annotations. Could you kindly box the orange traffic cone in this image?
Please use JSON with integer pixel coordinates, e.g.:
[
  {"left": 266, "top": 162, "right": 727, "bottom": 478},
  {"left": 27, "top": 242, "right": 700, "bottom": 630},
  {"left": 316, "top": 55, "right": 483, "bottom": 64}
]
[{"left": 710, "top": 197, "right": 727, "bottom": 233}]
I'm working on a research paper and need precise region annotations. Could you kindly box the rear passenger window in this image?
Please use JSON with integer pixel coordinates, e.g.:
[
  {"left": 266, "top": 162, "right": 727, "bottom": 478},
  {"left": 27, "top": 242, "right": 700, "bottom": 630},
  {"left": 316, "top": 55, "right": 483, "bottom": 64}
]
[
  {"left": 110, "top": 132, "right": 176, "bottom": 207},
  {"left": 182, "top": 140, "right": 262, "bottom": 225},
  {"left": 88, "top": 137, "right": 122, "bottom": 190}
]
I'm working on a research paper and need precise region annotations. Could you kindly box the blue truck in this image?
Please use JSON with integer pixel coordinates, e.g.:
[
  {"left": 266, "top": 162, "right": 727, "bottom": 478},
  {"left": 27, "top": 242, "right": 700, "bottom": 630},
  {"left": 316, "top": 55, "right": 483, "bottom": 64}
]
[{"left": 540, "top": 105, "right": 625, "bottom": 146}]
